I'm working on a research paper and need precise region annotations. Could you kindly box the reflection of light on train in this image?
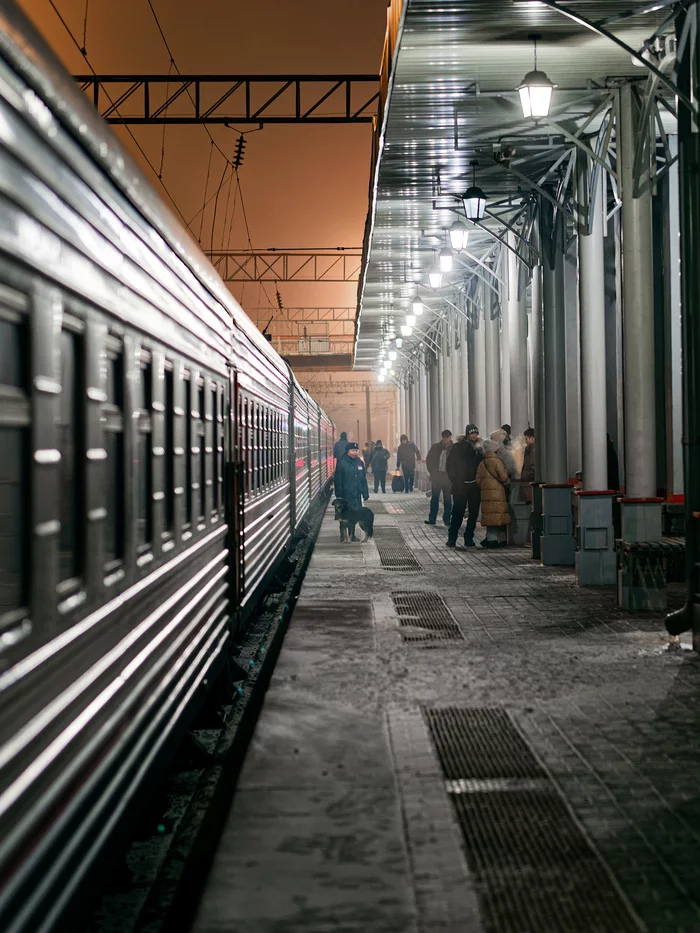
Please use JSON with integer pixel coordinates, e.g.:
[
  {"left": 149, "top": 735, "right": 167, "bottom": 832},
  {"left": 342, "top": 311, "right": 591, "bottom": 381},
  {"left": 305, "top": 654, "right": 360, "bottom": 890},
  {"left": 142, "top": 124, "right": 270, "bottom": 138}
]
[{"left": 0, "top": 5, "right": 333, "bottom": 931}]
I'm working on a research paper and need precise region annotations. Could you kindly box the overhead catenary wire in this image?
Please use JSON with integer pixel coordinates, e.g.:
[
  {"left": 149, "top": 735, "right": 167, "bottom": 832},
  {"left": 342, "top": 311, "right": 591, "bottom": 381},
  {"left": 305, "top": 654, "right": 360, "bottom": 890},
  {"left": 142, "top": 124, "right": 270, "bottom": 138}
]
[
  {"left": 198, "top": 139, "right": 214, "bottom": 244},
  {"left": 46, "top": 0, "right": 190, "bottom": 227}
]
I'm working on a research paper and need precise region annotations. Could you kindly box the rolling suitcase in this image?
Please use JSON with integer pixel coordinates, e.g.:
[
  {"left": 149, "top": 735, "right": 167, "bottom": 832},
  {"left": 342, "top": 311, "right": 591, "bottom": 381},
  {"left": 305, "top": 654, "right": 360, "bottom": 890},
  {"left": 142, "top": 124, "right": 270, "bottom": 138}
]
[{"left": 391, "top": 471, "right": 405, "bottom": 493}]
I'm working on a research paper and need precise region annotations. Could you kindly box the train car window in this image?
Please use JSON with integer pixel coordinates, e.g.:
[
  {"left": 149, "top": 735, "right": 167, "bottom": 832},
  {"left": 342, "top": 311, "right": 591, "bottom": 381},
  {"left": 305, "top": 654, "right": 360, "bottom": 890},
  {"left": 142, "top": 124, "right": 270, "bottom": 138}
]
[
  {"left": 198, "top": 380, "right": 206, "bottom": 523},
  {"left": 58, "top": 327, "right": 83, "bottom": 583},
  {"left": 217, "top": 388, "right": 224, "bottom": 513},
  {"left": 252, "top": 400, "right": 259, "bottom": 494},
  {"left": 135, "top": 355, "right": 153, "bottom": 550},
  {"left": 102, "top": 343, "right": 124, "bottom": 568},
  {"left": 211, "top": 385, "right": 219, "bottom": 516},
  {"left": 164, "top": 365, "right": 175, "bottom": 534},
  {"left": 0, "top": 307, "right": 28, "bottom": 617},
  {"left": 183, "top": 371, "right": 193, "bottom": 530}
]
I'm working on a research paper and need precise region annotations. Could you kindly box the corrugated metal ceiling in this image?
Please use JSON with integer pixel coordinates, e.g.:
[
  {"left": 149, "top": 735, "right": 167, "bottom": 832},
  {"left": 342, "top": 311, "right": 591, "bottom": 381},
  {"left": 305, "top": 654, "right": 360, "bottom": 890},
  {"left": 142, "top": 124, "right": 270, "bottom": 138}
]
[{"left": 355, "top": 0, "right": 673, "bottom": 370}]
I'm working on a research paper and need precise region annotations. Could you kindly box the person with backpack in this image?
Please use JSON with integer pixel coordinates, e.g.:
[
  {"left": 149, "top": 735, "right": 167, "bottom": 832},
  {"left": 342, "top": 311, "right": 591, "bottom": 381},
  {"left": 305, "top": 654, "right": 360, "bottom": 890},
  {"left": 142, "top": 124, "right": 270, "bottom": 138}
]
[
  {"left": 369, "top": 440, "right": 390, "bottom": 493},
  {"left": 396, "top": 434, "right": 421, "bottom": 493}
]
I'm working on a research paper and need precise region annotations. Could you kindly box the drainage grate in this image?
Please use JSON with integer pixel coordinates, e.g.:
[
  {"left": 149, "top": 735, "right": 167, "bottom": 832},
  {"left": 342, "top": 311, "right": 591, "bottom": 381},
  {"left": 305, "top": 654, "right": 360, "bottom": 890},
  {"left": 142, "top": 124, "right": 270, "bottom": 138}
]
[
  {"left": 423, "top": 707, "right": 545, "bottom": 780},
  {"left": 423, "top": 706, "right": 642, "bottom": 933},
  {"left": 392, "top": 591, "right": 462, "bottom": 642},
  {"left": 375, "top": 527, "right": 421, "bottom": 571}
]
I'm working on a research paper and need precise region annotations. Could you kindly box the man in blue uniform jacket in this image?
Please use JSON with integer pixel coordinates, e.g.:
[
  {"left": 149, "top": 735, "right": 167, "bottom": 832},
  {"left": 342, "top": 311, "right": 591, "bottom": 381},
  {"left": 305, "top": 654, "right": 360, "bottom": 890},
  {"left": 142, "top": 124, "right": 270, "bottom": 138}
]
[{"left": 333, "top": 442, "right": 370, "bottom": 541}]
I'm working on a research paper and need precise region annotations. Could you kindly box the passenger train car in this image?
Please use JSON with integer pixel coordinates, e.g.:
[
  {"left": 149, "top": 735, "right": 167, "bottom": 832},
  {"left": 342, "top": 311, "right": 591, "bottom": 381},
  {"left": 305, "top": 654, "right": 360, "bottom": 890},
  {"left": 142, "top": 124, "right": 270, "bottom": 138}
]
[{"left": 0, "top": 4, "right": 334, "bottom": 932}]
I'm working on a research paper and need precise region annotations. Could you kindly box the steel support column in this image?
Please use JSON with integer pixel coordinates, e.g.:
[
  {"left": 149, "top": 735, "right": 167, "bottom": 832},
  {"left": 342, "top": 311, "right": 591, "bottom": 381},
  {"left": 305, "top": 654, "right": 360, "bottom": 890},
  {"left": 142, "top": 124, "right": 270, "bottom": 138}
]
[
  {"left": 541, "top": 197, "right": 568, "bottom": 484},
  {"left": 530, "top": 227, "right": 544, "bottom": 456},
  {"left": 430, "top": 360, "right": 440, "bottom": 443},
  {"left": 500, "top": 250, "right": 511, "bottom": 428},
  {"left": 507, "top": 232, "right": 528, "bottom": 437},
  {"left": 485, "top": 290, "right": 502, "bottom": 436},
  {"left": 471, "top": 299, "right": 487, "bottom": 435},
  {"left": 577, "top": 159, "right": 608, "bottom": 491},
  {"left": 444, "top": 328, "right": 454, "bottom": 435},
  {"left": 437, "top": 350, "right": 446, "bottom": 434},
  {"left": 667, "top": 5, "right": 700, "bottom": 642},
  {"left": 420, "top": 367, "right": 430, "bottom": 455},
  {"left": 619, "top": 81, "right": 657, "bottom": 497}
]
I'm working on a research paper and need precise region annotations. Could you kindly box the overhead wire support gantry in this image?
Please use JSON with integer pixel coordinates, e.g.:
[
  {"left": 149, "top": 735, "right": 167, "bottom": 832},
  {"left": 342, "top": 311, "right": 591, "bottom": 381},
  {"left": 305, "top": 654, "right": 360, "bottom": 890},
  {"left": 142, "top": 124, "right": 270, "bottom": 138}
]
[{"left": 74, "top": 74, "right": 380, "bottom": 124}]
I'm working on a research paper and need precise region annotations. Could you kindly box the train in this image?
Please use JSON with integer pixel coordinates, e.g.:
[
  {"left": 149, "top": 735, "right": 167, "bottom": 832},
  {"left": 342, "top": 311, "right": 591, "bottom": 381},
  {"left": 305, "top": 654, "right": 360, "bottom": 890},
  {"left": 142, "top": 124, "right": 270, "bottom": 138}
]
[{"left": 0, "top": 4, "right": 335, "bottom": 932}]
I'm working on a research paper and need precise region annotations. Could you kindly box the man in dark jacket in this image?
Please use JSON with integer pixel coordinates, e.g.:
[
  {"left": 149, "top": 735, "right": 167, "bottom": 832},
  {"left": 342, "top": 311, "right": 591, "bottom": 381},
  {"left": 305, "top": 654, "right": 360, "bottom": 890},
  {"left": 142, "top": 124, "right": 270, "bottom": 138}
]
[
  {"left": 333, "top": 431, "right": 350, "bottom": 465},
  {"left": 446, "top": 423, "right": 483, "bottom": 547},
  {"left": 334, "top": 442, "right": 369, "bottom": 540},
  {"left": 370, "top": 440, "right": 390, "bottom": 493},
  {"left": 520, "top": 428, "right": 535, "bottom": 503},
  {"left": 425, "top": 430, "right": 453, "bottom": 525},
  {"left": 396, "top": 434, "right": 421, "bottom": 493}
]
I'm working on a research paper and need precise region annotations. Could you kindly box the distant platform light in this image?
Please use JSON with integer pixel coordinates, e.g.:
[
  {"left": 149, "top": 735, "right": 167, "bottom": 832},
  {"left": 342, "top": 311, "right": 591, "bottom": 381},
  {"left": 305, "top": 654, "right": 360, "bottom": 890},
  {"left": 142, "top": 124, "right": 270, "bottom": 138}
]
[
  {"left": 439, "top": 247, "right": 453, "bottom": 273},
  {"left": 400, "top": 324, "right": 412, "bottom": 337},
  {"left": 429, "top": 265, "right": 443, "bottom": 289},
  {"left": 395, "top": 337, "right": 403, "bottom": 348},
  {"left": 388, "top": 350, "right": 397, "bottom": 361},
  {"left": 412, "top": 296, "right": 423, "bottom": 315},
  {"left": 378, "top": 373, "right": 386, "bottom": 382},
  {"left": 449, "top": 221, "right": 468, "bottom": 251},
  {"left": 406, "top": 314, "right": 416, "bottom": 327},
  {"left": 463, "top": 161, "right": 487, "bottom": 222}
]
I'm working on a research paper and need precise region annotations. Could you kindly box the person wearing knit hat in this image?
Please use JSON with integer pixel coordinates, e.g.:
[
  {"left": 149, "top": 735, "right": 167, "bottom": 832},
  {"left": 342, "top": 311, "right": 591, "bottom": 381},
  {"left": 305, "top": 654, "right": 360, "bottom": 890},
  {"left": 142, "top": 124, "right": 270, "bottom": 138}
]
[
  {"left": 490, "top": 428, "right": 516, "bottom": 479},
  {"left": 445, "top": 424, "right": 483, "bottom": 547},
  {"left": 334, "top": 441, "right": 369, "bottom": 540},
  {"left": 369, "top": 439, "right": 391, "bottom": 493}
]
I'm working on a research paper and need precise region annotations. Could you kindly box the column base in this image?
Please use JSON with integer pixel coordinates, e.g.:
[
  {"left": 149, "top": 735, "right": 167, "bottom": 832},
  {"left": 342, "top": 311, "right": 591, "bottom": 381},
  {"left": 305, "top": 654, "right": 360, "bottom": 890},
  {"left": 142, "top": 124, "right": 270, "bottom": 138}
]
[
  {"left": 573, "top": 490, "right": 616, "bottom": 586},
  {"left": 507, "top": 482, "right": 531, "bottom": 547},
  {"left": 531, "top": 484, "right": 543, "bottom": 560},
  {"left": 541, "top": 485, "right": 574, "bottom": 566}
]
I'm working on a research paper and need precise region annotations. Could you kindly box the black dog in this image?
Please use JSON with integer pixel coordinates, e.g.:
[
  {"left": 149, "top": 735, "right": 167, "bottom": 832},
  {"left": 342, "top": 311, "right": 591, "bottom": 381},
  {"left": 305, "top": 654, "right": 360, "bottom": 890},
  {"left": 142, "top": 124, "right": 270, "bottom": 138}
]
[{"left": 332, "top": 498, "right": 375, "bottom": 543}]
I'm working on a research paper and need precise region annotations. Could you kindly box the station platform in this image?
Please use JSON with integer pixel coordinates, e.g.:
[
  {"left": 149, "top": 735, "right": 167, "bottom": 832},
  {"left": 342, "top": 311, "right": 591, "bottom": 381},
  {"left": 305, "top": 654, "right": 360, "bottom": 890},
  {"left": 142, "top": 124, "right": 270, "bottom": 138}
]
[{"left": 191, "top": 491, "right": 700, "bottom": 933}]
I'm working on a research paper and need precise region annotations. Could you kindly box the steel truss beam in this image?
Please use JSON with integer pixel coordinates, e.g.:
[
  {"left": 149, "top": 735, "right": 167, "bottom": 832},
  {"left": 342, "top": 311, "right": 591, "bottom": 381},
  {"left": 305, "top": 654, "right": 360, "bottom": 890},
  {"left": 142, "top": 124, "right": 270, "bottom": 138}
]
[
  {"left": 212, "top": 250, "right": 362, "bottom": 282},
  {"left": 74, "top": 74, "right": 380, "bottom": 124}
]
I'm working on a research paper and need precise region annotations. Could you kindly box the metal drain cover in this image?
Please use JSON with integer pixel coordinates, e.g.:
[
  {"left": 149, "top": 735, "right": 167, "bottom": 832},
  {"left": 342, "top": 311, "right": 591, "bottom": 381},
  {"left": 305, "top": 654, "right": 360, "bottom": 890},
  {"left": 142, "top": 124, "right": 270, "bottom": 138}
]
[
  {"left": 392, "top": 591, "right": 463, "bottom": 642},
  {"left": 375, "top": 528, "right": 421, "bottom": 571},
  {"left": 423, "top": 707, "right": 545, "bottom": 779},
  {"left": 422, "top": 706, "right": 642, "bottom": 933}
]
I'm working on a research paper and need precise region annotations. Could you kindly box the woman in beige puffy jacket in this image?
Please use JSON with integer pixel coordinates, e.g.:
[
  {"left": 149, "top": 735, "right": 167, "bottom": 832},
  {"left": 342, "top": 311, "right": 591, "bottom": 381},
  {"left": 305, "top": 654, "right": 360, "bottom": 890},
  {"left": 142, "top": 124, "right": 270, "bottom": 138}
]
[{"left": 476, "top": 440, "right": 510, "bottom": 548}]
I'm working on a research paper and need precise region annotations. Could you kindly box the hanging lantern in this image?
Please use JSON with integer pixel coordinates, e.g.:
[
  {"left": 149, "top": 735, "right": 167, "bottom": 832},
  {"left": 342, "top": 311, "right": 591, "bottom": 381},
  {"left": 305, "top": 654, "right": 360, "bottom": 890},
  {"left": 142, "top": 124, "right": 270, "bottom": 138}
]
[
  {"left": 429, "top": 264, "right": 443, "bottom": 289},
  {"left": 517, "top": 35, "right": 556, "bottom": 118},
  {"left": 412, "top": 296, "right": 423, "bottom": 316},
  {"left": 449, "top": 220, "right": 468, "bottom": 251}
]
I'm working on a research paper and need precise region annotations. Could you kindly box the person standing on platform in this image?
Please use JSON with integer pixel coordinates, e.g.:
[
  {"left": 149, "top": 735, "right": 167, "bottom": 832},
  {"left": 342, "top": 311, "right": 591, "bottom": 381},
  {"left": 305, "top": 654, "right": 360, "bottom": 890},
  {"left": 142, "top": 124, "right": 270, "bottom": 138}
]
[
  {"left": 476, "top": 440, "right": 511, "bottom": 548},
  {"left": 333, "top": 431, "right": 350, "bottom": 466},
  {"left": 520, "top": 428, "right": 536, "bottom": 502},
  {"left": 446, "top": 424, "right": 483, "bottom": 548},
  {"left": 490, "top": 428, "right": 517, "bottom": 479},
  {"left": 396, "top": 434, "right": 421, "bottom": 493},
  {"left": 425, "top": 430, "right": 453, "bottom": 526},
  {"left": 334, "top": 442, "right": 369, "bottom": 541},
  {"left": 370, "top": 440, "right": 390, "bottom": 493},
  {"left": 361, "top": 442, "right": 372, "bottom": 470}
]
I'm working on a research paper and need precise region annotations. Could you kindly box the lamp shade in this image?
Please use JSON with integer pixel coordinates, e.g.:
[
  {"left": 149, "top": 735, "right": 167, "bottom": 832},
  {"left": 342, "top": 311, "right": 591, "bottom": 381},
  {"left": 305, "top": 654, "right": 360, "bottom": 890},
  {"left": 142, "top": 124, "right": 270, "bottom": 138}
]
[
  {"left": 405, "top": 314, "right": 416, "bottom": 327},
  {"left": 429, "top": 267, "right": 443, "bottom": 289},
  {"left": 439, "top": 247, "right": 453, "bottom": 272},
  {"left": 388, "top": 350, "right": 397, "bottom": 361},
  {"left": 378, "top": 373, "right": 385, "bottom": 382},
  {"left": 395, "top": 337, "right": 403, "bottom": 348},
  {"left": 517, "top": 69, "right": 556, "bottom": 118},
  {"left": 412, "top": 296, "right": 423, "bottom": 315},
  {"left": 400, "top": 325, "right": 412, "bottom": 337},
  {"left": 449, "top": 220, "right": 468, "bottom": 251},
  {"left": 463, "top": 185, "right": 487, "bottom": 221}
]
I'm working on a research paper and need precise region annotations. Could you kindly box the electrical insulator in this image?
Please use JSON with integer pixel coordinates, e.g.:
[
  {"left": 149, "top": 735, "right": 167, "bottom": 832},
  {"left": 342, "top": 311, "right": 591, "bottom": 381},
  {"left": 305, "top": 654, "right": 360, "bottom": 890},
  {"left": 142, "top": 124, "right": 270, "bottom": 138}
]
[
  {"left": 233, "top": 135, "right": 246, "bottom": 169},
  {"left": 276, "top": 289, "right": 284, "bottom": 311}
]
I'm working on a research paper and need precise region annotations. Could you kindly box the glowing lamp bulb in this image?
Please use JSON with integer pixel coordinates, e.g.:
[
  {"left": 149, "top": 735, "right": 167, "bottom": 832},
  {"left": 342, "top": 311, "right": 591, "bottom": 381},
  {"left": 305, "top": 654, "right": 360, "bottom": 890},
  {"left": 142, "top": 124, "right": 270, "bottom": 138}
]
[
  {"left": 388, "top": 350, "right": 397, "bottom": 361},
  {"left": 412, "top": 297, "right": 423, "bottom": 316},
  {"left": 400, "top": 325, "right": 412, "bottom": 337},
  {"left": 449, "top": 221, "right": 468, "bottom": 251},
  {"left": 439, "top": 247, "right": 453, "bottom": 272},
  {"left": 429, "top": 267, "right": 442, "bottom": 289}
]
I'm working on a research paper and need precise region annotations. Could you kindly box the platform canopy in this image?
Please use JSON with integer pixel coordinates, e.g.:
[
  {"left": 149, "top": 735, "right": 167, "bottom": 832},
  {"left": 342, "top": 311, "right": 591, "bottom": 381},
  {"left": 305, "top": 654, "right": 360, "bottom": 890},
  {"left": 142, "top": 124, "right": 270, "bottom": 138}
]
[{"left": 355, "top": 0, "right": 675, "bottom": 372}]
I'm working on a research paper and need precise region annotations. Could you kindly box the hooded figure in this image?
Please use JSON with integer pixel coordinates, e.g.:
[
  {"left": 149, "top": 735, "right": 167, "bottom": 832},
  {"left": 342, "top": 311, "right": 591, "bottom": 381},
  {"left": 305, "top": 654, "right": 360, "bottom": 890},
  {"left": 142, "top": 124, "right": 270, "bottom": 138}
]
[
  {"left": 396, "top": 434, "right": 421, "bottom": 493},
  {"left": 333, "top": 431, "right": 350, "bottom": 463},
  {"left": 361, "top": 442, "right": 372, "bottom": 469},
  {"left": 370, "top": 440, "right": 391, "bottom": 493},
  {"left": 490, "top": 428, "right": 517, "bottom": 479},
  {"left": 476, "top": 440, "right": 511, "bottom": 542}
]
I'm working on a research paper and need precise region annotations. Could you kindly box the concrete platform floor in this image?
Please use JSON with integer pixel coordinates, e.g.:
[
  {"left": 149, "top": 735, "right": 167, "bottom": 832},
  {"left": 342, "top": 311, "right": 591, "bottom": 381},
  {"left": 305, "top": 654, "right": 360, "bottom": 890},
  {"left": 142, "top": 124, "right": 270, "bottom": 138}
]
[{"left": 191, "top": 491, "right": 700, "bottom": 933}]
